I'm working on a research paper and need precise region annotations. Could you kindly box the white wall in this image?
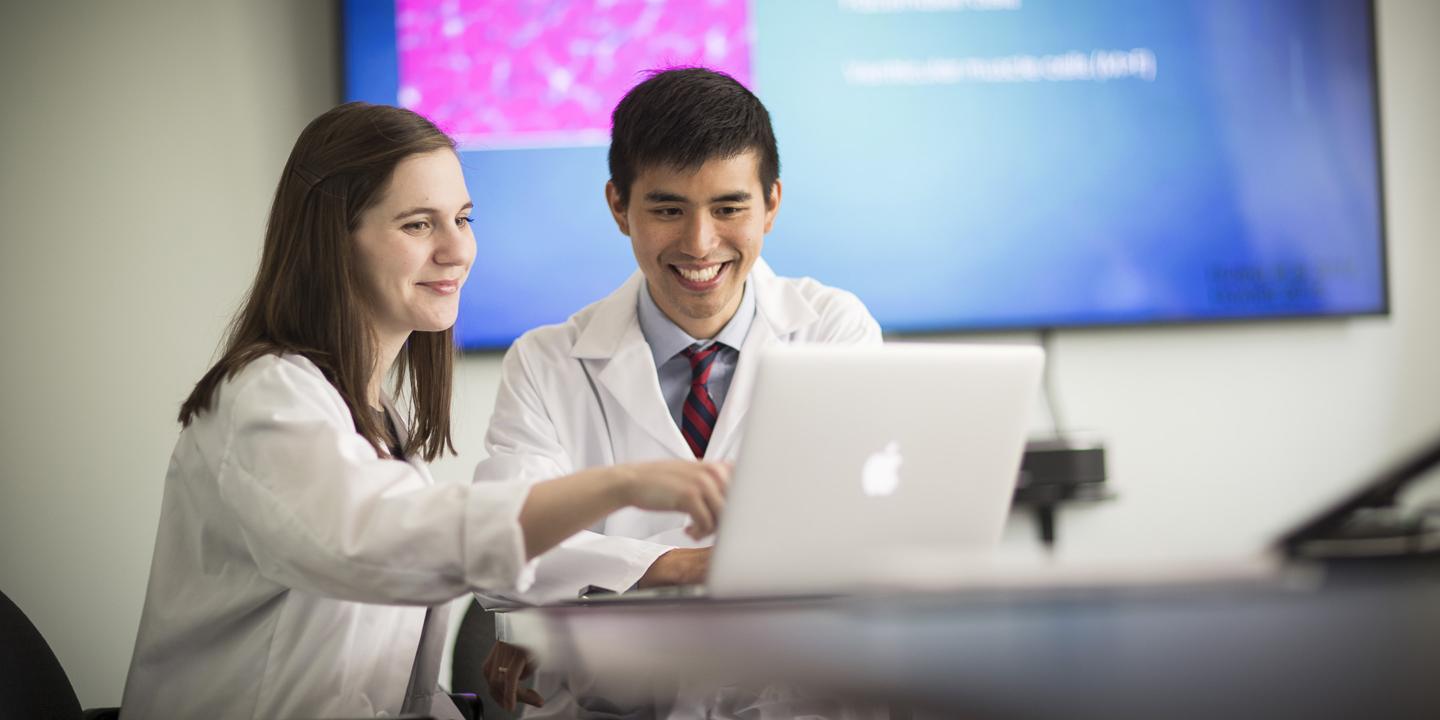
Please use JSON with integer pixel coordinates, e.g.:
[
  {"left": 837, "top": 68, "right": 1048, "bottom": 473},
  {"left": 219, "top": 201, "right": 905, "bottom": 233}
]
[
  {"left": 1, "top": 0, "right": 1436, "bottom": 709},
  {"left": 0, "top": 1, "right": 340, "bottom": 707}
]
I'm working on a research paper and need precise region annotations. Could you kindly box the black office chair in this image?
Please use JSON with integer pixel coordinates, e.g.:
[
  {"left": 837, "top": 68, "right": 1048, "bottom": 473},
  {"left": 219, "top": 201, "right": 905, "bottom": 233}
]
[
  {"left": 0, "top": 586, "right": 455, "bottom": 720},
  {"left": 0, "top": 588, "right": 119, "bottom": 720}
]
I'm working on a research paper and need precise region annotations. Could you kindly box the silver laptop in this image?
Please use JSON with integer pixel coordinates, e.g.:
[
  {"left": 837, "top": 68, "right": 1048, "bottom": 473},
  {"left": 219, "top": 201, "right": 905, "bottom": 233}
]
[
  {"left": 705, "top": 342, "right": 1044, "bottom": 598},
  {"left": 572, "top": 342, "right": 1045, "bottom": 603}
]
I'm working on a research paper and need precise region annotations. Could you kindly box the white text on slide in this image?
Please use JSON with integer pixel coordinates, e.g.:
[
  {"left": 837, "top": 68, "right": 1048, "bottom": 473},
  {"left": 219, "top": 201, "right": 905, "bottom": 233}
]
[
  {"left": 844, "top": 50, "right": 1159, "bottom": 85},
  {"left": 839, "top": 0, "right": 1022, "bottom": 12}
]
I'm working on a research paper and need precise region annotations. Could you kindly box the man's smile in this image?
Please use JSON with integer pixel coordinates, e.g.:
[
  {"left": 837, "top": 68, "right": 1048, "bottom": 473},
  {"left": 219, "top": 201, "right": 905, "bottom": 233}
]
[{"left": 671, "top": 261, "right": 732, "bottom": 291}]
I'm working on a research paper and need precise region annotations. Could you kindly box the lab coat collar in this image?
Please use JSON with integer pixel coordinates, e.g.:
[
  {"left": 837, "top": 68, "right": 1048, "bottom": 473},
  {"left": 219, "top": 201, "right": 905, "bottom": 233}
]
[
  {"left": 749, "top": 259, "right": 820, "bottom": 337},
  {"left": 704, "top": 261, "right": 819, "bottom": 459},
  {"left": 570, "top": 258, "right": 811, "bottom": 361},
  {"left": 379, "top": 395, "right": 435, "bottom": 483},
  {"left": 570, "top": 273, "right": 643, "bottom": 361},
  {"left": 567, "top": 258, "right": 822, "bottom": 460},
  {"left": 638, "top": 274, "right": 756, "bottom": 368}
]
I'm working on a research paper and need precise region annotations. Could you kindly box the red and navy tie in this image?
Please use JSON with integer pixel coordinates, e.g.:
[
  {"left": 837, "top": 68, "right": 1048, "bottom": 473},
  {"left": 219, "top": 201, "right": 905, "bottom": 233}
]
[{"left": 680, "top": 344, "right": 722, "bottom": 458}]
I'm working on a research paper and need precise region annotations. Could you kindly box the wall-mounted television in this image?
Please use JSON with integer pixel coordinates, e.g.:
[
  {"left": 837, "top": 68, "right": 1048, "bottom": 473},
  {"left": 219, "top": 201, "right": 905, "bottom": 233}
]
[{"left": 345, "top": 0, "right": 1386, "bottom": 350}]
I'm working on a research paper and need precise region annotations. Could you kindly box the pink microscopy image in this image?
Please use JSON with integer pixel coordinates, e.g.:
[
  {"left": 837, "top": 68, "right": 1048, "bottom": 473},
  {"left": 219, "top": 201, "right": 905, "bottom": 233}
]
[{"left": 396, "top": 0, "right": 754, "bottom": 149}]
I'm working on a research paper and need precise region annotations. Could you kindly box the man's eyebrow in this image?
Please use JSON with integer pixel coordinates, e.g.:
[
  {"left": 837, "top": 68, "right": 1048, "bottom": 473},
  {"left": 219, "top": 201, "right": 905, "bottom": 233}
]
[
  {"left": 643, "top": 190, "right": 689, "bottom": 204},
  {"left": 710, "top": 191, "right": 752, "bottom": 204},
  {"left": 642, "top": 191, "right": 753, "bottom": 204}
]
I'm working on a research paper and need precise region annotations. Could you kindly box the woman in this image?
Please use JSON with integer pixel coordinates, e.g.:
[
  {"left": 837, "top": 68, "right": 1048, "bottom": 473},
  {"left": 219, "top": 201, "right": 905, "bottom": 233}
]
[{"left": 119, "top": 102, "right": 728, "bottom": 719}]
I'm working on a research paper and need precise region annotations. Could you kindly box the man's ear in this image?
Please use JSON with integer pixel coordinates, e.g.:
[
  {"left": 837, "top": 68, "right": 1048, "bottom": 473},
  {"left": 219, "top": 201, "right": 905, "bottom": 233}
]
[
  {"left": 762, "top": 179, "right": 783, "bottom": 234},
  {"left": 605, "top": 180, "right": 631, "bottom": 236}
]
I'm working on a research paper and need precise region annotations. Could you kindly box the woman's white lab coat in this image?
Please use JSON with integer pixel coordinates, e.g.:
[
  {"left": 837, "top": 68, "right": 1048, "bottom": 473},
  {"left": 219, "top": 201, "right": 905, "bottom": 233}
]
[{"left": 121, "top": 354, "right": 533, "bottom": 720}]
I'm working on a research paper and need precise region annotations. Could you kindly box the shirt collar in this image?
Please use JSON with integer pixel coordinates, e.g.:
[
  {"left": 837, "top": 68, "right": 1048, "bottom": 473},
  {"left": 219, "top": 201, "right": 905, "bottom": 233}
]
[{"left": 638, "top": 275, "right": 756, "bottom": 368}]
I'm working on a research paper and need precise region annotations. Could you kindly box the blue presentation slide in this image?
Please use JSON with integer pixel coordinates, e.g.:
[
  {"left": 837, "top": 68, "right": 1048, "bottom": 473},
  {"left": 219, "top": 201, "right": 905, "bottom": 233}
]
[{"left": 347, "top": 0, "right": 1384, "bottom": 349}]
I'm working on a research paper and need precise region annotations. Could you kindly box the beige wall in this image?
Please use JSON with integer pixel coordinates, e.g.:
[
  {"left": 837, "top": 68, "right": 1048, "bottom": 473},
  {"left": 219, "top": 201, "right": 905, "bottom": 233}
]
[{"left": 1, "top": 0, "right": 1436, "bottom": 708}]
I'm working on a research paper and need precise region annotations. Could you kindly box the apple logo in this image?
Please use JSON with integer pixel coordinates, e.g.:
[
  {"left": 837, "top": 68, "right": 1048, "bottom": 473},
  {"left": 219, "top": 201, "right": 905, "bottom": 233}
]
[{"left": 861, "top": 441, "right": 903, "bottom": 497}]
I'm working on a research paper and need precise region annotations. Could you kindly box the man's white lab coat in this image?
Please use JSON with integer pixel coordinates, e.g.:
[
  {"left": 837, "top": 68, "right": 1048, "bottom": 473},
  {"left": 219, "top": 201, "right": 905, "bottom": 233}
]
[{"left": 474, "top": 259, "right": 882, "bottom": 602}]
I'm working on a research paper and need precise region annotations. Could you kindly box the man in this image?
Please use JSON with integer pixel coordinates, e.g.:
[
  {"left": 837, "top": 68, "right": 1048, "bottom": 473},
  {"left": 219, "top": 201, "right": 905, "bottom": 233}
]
[{"left": 473, "top": 67, "right": 882, "bottom": 716}]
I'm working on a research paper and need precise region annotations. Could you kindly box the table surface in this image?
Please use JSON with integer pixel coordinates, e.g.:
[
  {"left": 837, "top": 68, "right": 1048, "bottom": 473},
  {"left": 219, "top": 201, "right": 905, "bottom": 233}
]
[{"left": 508, "top": 562, "right": 1440, "bottom": 720}]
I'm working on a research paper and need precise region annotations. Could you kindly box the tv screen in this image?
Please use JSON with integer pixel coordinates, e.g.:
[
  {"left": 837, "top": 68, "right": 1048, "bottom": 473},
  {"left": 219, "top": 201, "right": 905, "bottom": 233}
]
[{"left": 345, "top": 0, "right": 1386, "bottom": 350}]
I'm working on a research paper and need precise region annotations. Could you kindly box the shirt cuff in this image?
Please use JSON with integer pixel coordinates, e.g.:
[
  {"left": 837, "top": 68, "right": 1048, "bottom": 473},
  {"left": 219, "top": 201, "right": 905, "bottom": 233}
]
[{"left": 526, "top": 533, "right": 675, "bottom": 604}]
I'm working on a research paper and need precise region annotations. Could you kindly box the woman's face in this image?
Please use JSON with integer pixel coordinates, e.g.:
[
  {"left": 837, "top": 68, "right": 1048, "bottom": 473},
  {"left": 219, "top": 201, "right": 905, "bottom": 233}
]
[{"left": 352, "top": 149, "right": 476, "bottom": 341}]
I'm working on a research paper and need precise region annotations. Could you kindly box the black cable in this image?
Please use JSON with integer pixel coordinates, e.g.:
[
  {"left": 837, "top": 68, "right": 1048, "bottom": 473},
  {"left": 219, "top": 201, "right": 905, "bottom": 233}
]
[{"left": 1038, "top": 328, "right": 1067, "bottom": 440}]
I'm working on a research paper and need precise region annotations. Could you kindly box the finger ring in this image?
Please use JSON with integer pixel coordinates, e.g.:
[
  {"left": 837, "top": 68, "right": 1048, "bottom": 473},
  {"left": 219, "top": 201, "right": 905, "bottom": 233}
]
[{"left": 497, "top": 667, "right": 508, "bottom": 674}]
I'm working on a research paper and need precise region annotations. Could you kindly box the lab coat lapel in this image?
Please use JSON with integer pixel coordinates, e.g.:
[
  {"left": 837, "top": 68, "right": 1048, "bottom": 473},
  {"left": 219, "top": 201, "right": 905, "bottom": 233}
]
[
  {"left": 572, "top": 272, "right": 693, "bottom": 459},
  {"left": 594, "top": 332, "right": 694, "bottom": 459},
  {"left": 706, "top": 318, "right": 773, "bottom": 461},
  {"left": 706, "top": 263, "right": 820, "bottom": 460},
  {"left": 379, "top": 394, "right": 447, "bottom": 715},
  {"left": 380, "top": 397, "right": 436, "bottom": 484}
]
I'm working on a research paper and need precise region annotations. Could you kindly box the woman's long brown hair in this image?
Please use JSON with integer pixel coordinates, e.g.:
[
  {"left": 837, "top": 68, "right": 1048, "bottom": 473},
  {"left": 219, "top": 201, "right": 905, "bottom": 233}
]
[{"left": 179, "top": 102, "right": 459, "bottom": 461}]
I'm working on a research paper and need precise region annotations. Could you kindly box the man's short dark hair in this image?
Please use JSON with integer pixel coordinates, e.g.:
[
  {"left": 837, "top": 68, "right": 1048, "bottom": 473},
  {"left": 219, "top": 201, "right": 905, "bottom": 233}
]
[{"left": 608, "top": 67, "right": 780, "bottom": 209}]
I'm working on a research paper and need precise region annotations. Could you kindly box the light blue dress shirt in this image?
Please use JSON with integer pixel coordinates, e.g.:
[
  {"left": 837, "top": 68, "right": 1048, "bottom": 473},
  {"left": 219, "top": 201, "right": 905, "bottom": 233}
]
[{"left": 637, "top": 278, "right": 756, "bottom": 432}]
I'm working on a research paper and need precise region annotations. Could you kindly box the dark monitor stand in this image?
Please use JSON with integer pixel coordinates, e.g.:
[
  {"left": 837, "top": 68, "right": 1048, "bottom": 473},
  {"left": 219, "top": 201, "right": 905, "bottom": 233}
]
[{"left": 1013, "top": 436, "right": 1111, "bottom": 548}]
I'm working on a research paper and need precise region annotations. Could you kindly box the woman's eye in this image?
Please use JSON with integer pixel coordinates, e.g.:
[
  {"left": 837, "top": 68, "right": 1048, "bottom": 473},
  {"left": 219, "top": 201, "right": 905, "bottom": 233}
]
[
  {"left": 457, "top": 215, "right": 474, "bottom": 228},
  {"left": 403, "top": 220, "right": 431, "bottom": 233}
]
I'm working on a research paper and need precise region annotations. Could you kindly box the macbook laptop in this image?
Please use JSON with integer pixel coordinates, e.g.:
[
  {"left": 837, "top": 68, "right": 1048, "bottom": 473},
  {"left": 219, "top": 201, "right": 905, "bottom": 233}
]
[{"left": 578, "top": 342, "right": 1045, "bottom": 602}]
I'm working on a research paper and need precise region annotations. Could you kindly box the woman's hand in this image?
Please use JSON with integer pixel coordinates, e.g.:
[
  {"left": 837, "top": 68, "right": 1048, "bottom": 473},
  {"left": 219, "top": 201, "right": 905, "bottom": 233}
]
[
  {"left": 518, "top": 460, "right": 730, "bottom": 560},
  {"left": 614, "top": 460, "right": 730, "bottom": 539}
]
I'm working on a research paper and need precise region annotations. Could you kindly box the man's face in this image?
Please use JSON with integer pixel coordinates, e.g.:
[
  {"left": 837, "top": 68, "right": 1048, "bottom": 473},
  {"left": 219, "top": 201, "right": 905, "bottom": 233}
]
[{"left": 607, "top": 150, "right": 782, "bottom": 340}]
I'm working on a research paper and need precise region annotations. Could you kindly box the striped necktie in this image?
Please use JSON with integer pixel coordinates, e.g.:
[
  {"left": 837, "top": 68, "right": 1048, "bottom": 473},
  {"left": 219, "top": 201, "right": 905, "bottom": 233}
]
[{"left": 680, "top": 343, "right": 722, "bottom": 458}]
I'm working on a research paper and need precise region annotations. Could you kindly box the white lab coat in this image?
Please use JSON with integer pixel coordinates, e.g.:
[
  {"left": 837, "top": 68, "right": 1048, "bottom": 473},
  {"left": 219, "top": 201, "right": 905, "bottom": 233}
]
[
  {"left": 473, "top": 259, "right": 882, "bottom": 602},
  {"left": 121, "top": 354, "right": 534, "bottom": 720}
]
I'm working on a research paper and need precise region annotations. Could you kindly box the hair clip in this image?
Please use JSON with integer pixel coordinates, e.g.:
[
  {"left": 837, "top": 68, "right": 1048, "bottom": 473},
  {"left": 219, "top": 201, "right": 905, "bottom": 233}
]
[{"left": 293, "top": 164, "right": 325, "bottom": 189}]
